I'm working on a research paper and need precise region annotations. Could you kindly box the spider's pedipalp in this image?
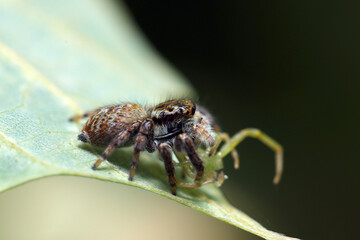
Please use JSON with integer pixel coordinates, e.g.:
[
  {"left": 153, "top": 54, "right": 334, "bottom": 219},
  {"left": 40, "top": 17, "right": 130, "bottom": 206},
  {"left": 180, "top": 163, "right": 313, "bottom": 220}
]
[
  {"left": 197, "top": 105, "right": 239, "bottom": 168},
  {"left": 188, "top": 122, "right": 215, "bottom": 147},
  {"left": 183, "top": 105, "right": 215, "bottom": 148}
]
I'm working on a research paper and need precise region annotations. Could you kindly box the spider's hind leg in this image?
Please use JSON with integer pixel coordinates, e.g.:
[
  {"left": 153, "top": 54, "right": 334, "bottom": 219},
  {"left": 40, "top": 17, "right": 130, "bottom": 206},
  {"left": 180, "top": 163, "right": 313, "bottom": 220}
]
[
  {"left": 92, "top": 130, "right": 132, "bottom": 170},
  {"left": 69, "top": 108, "right": 101, "bottom": 122}
]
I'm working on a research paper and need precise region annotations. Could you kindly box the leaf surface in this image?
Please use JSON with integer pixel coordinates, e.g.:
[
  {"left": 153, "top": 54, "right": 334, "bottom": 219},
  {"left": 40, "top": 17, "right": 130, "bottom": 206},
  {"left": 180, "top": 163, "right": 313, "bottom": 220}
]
[{"left": 0, "top": 1, "right": 298, "bottom": 239}]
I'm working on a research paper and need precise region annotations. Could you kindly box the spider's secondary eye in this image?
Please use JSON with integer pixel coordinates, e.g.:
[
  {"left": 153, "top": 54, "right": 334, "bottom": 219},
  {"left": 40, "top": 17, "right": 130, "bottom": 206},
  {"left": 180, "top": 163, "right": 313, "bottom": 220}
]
[
  {"left": 169, "top": 106, "right": 175, "bottom": 112},
  {"left": 191, "top": 105, "right": 196, "bottom": 115}
]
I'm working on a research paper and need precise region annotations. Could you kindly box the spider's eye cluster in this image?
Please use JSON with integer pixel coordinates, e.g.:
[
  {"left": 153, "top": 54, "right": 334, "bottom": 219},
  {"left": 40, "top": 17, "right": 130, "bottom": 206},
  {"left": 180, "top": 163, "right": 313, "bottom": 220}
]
[
  {"left": 167, "top": 106, "right": 185, "bottom": 114},
  {"left": 151, "top": 99, "right": 196, "bottom": 123}
]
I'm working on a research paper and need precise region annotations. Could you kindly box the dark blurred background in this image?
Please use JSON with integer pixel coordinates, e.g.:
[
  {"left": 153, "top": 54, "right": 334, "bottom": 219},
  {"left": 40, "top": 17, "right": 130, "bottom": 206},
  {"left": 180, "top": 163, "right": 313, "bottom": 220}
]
[{"left": 121, "top": 1, "right": 359, "bottom": 239}]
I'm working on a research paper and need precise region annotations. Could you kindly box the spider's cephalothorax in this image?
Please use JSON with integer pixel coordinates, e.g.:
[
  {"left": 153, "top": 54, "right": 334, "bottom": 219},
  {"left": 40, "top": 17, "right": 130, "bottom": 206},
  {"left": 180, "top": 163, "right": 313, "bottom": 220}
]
[
  {"left": 151, "top": 99, "right": 196, "bottom": 139},
  {"left": 70, "top": 99, "right": 216, "bottom": 195},
  {"left": 151, "top": 99, "right": 214, "bottom": 147}
]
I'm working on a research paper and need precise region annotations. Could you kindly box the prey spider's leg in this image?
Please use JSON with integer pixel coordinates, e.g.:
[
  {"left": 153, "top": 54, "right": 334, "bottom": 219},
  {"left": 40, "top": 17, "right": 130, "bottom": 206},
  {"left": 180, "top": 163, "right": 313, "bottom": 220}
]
[
  {"left": 69, "top": 108, "right": 101, "bottom": 122},
  {"left": 173, "top": 150, "right": 196, "bottom": 179},
  {"left": 181, "top": 168, "right": 186, "bottom": 179},
  {"left": 129, "top": 120, "right": 154, "bottom": 181},
  {"left": 174, "top": 140, "right": 196, "bottom": 179},
  {"left": 92, "top": 130, "right": 131, "bottom": 170},
  {"left": 158, "top": 143, "right": 177, "bottom": 195},
  {"left": 209, "top": 133, "right": 240, "bottom": 169},
  {"left": 220, "top": 133, "right": 240, "bottom": 169},
  {"left": 177, "top": 175, "right": 216, "bottom": 188},
  {"left": 215, "top": 171, "right": 227, "bottom": 187},
  {"left": 176, "top": 170, "right": 226, "bottom": 188},
  {"left": 218, "top": 128, "right": 283, "bottom": 184},
  {"left": 176, "top": 133, "right": 204, "bottom": 181},
  {"left": 208, "top": 134, "right": 223, "bottom": 155}
]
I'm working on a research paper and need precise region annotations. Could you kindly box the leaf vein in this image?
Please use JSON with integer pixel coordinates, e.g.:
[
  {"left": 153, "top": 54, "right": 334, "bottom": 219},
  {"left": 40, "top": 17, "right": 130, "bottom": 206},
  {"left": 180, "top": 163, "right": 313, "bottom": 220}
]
[
  {"left": 0, "top": 40, "right": 83, "bottom": 113},
  {"left": 0, "top": 130, "right": 66, "bottom": 173}
]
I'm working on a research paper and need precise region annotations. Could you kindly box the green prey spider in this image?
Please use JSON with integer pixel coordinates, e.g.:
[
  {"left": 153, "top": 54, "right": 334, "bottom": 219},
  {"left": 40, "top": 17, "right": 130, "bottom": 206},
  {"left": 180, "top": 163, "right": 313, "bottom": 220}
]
[{"left": 173, "top": 128, "right": 283, "bottom": 188}]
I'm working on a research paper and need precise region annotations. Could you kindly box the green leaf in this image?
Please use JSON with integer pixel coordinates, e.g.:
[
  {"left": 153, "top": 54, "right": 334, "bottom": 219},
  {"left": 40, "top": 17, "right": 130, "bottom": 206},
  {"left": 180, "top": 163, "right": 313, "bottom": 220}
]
[{"left": 0, "top": 1, "right": 298, "bottom": 239}]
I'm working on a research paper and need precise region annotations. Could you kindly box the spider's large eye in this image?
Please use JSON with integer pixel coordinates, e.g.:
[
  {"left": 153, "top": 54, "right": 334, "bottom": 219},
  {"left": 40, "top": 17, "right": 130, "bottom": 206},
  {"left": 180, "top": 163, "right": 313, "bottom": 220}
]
[{"left": 191, "top": 105, "right": 196, "bottom": 115}]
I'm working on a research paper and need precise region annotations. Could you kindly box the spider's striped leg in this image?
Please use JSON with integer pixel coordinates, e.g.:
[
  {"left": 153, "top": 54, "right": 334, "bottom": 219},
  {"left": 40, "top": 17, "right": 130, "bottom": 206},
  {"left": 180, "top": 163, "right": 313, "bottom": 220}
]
[
  {"left": 129, "top": 120, "right": 154, "bottom": 181},
  {"left": 174, "top": 145, "right": 196, "bottom": 179},
  {"left": 159, "top": 143, "right": 177, "bottom": 195},
  {"left": 175, "top": 133, "right": 204, "bottom": 182},
  {"left": 69, "top": 108, "right": 101, "bottom": 121},
  {"left": 92, "top": 130, "right": 132, "bottom": 170}
]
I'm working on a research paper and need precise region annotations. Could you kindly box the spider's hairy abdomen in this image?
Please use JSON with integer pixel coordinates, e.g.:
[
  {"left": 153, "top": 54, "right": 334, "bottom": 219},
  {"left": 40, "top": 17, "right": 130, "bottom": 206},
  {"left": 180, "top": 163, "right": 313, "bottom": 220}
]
[{"left": 80, "top": 103, "right": 147, "bottom": 146}]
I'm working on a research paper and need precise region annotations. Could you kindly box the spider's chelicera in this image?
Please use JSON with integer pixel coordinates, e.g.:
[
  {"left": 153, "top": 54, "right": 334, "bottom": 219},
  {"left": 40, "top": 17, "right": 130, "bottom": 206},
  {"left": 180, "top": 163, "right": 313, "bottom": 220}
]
[{"left": 70, "top": 99, "right": 283, "bottom": 195}]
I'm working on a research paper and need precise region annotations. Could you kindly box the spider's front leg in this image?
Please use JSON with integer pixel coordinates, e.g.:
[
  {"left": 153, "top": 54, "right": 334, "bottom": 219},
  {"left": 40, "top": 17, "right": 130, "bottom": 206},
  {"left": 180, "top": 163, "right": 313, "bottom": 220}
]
[
  {"left": 129, "top": 120, "right": 155, "bottom": 181},
  {"left": 158, "top": 143, "right": 177, "bottom": 195},
  {"left": 175, "top": 133, "right": 204, "bottom": 181},
  {"left": 218, "top": 128, "right": 283, "bottom": 184}
]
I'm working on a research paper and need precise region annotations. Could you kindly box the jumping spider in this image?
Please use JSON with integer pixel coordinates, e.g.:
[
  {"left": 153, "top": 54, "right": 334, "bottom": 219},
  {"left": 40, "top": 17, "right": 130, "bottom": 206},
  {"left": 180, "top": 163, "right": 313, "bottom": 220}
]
[{"left": 70, "top": 99, "right": 283, "bottom": 195}]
